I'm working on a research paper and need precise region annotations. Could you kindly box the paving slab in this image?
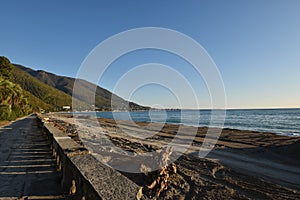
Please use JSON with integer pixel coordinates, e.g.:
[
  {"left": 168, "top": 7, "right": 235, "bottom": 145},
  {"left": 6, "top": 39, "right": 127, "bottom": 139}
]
[{"left": 0, "top": 115, "right": 65, "bottom": 199}]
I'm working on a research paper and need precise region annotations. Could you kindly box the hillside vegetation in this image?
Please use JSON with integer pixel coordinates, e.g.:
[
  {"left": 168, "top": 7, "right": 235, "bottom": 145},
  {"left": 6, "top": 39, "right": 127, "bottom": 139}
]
[
  {"left": 0, "top": 57, "right": 31, "bottom": 120},
  {"left": 1, "top": 55, "right": 149, "bottom": 121},
  {"left": 14, "top": 64, "right": 149, "bottom": 111},
  {"left": 12, "top": 67, "right": 88, "bottom": 112}
]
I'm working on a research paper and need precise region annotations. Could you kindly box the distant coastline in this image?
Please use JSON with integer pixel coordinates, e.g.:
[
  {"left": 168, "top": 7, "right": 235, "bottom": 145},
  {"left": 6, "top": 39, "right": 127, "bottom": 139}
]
[{"left": 67, "top": 108, "right": 300, "bottom": 137}]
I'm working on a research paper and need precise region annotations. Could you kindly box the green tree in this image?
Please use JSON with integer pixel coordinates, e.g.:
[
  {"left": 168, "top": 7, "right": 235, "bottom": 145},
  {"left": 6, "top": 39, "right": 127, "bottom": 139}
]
[
  {"left": 0, "top": 77, "right": 31, "bottom": 120},
  {"left": 0, "top": 57, "right": 31, "bottom": 121},
  {"left": 0, "top": 56, "right": 14, "bottom": 80}
]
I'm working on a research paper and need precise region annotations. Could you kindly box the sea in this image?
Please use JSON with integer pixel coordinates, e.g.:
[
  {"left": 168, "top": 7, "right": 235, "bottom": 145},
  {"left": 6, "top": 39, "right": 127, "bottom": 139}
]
[{"left": 75, "top": 108, "right": 300, "bottom": 137}]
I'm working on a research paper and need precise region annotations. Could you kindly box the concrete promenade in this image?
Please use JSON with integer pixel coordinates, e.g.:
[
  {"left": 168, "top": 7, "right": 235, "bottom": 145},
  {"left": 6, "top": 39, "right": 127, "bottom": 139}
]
[{"left": 0, "top": 115, "right": 65, "bottom": 199}]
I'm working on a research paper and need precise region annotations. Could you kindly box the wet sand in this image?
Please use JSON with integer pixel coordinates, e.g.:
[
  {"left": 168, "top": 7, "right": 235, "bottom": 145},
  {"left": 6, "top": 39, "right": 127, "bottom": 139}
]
[{"left": 45, "top": 114, "right": 300, "bottom": 199}]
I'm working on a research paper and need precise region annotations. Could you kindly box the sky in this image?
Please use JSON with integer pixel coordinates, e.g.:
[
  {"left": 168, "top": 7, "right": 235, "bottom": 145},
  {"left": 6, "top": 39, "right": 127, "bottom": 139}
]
[{"left": 0, "top": 0, "right": 299, "bottom": 109}]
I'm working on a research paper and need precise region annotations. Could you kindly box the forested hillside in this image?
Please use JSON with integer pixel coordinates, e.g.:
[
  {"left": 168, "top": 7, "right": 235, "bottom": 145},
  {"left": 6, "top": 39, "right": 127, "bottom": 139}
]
[
  {"left": 14, "top": 65, "right": 149, "bottom": 111},
  {"left": 0, "top": 55, "right": 149, "bottom": 121},
  {"left": 0, "top": 57, "right": 31, "bottom": 120},
  {"left": 12, "top": 67, "right": 88, "bottom": 111}
]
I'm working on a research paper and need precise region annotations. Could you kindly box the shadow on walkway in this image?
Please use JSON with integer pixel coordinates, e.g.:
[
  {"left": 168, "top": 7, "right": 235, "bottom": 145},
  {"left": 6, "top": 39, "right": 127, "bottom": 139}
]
[{"left": 0, "top": 116, "right": 66, "bottom": 199}]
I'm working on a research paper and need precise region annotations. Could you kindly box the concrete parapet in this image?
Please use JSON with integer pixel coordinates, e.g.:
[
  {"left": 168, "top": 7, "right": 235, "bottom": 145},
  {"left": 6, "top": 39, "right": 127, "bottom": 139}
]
[{"left": 37, "top": 115, "right": 142, "bottom": 200}]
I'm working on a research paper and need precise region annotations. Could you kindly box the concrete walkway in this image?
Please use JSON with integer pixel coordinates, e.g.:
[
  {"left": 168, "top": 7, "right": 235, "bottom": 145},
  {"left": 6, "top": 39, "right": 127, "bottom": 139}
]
[{"left": 0, "top": 115, "right": 65, "bottom": 199}]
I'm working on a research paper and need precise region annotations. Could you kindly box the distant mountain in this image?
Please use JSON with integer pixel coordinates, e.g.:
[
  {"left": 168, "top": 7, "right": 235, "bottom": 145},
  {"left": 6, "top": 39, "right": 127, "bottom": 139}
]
[
  {"left": 12, "top": 66, "right": 87, "bottom": 111},
  {"left": 12, "top": 64, "right": 149, "bottom": 111}
]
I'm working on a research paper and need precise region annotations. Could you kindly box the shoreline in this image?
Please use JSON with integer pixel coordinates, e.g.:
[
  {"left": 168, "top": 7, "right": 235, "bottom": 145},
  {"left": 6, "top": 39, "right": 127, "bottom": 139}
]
[{"left": 67, "top": 109, "right": 300, "bottom": 137}]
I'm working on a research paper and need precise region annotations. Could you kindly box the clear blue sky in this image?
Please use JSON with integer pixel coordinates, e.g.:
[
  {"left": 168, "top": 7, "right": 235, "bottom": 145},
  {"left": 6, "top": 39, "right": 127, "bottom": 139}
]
[{"left": 1, "top": 0, "right": 299, "bottom": 109}]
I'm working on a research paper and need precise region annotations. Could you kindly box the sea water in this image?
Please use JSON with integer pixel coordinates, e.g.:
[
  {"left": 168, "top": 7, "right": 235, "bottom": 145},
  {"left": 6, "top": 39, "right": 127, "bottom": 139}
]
[{"left": 76, "top": 108, "right": 300, "bottom": 137}]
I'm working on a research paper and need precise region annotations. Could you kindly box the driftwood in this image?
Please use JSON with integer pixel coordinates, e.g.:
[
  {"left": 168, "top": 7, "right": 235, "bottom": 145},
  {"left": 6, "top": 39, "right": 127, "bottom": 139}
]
[{"left": 146, "top": 147, "right": 177, "bottom": 198}]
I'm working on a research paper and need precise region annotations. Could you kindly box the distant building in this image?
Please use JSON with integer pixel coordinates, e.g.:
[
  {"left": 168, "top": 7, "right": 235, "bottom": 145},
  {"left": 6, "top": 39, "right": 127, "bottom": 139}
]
[{"left": 62, "top": 106, "right": 71, "bottom": 110}]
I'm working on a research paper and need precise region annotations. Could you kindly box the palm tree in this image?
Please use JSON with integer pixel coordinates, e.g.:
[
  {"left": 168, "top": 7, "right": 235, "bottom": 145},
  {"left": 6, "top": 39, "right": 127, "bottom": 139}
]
[
  {"left": 0, "top": 78, "right": 14, "bottom": 109},
  {"left": 0, "top": 77, "right": 31, "bottom": 120}
]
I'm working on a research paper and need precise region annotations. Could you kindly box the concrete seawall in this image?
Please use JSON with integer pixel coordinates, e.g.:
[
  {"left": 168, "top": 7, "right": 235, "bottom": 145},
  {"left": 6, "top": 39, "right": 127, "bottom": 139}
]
[{"left": 37, "top": 115, "right": 142, "bottom": 200}]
